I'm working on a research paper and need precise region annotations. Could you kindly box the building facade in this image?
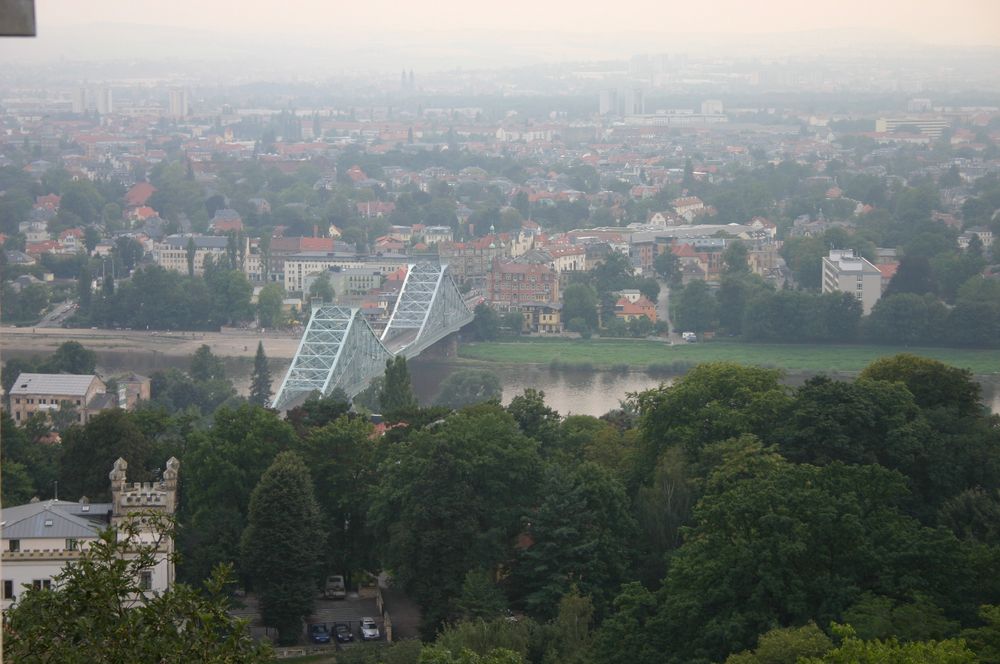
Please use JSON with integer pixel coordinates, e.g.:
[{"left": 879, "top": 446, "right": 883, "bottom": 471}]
[
  {"left": 821, "top": 249, "right": 883, "bottom": 314},
  {"left": 486, "top": 258, "right": 559, "bottom": 310},
  {"left": 283, "top": 253, "right": 407, "bottom": 293},
  {"left": 8, "top": 374, "right": 108, "bottom": 425},
  {"left": 153, "top": 235, "right": 231, "bottom": 276},
  {"left": 1, "top": 457, "right": 180, "bottom": 611}
]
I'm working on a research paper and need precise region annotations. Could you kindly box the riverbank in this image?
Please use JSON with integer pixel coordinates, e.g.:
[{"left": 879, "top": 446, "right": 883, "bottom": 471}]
[{"left": 457, "top": 338, "right": 1000, "bottom": 374}]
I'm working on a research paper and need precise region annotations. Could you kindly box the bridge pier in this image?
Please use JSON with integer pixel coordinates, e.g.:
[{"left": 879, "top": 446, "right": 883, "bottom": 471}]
[{"left": 416, "top": 332, "right": 460, "bottom": 360}]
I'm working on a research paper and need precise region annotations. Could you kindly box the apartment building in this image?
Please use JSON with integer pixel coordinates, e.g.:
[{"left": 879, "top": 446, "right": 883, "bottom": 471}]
[
  {"left": 821, "top": 249, "right": 883, "bottom": 314},
  {"left": 8, "top": 374, "right": 109, "bottom": 425},
  {"left": 875, "top": 116, "right": 949, "bottom": 139},
  {"left": 283, "top": 253, "right": 407, "bottom": 293},
  {"left": 153, "top": 235, "right": 231, "bottom": 276},
  {"left": 486, "top": 258, "right": 559, "bottom": 310},
  {"left": 302, "top": 267, "right": 383, "bottom": 302}
]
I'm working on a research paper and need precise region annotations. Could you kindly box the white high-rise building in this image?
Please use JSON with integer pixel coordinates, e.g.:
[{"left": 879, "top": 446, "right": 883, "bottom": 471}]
[
  {"left": 71, "top": 88, "right": 87, "bottom": 114},
  {"left": 95, "top": 87, "right": 113, "bottom": 115},
  {"left": 168, "top": 89, "right": 189, "bottom": 118},
  {"left": 701, "top": 99, "right": 724, "bottom": 115},
  {"left": 599, "top": 89, "right": 617, "bottom": 116},
  {"left": 623, "top": 87, "right": 644, "bottom": 116},
  {"left": 821, "top": 249, "right": 883, "bottom": 314}
]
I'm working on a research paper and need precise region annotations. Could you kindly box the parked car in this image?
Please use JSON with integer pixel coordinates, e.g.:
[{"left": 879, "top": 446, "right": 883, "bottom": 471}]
[
  {"left": 360, "top": 617, "right": 380, "bottom": 641},
  {"left": 682, "top": 331, "right": 697, "bottom": 343},
  {"left": 324, "top": 574, "right": 346, "bottom": 599},
  {"left": 309, "top": 624, "right": 331, "bottom": 644},
  {"left": 334, "top": 622, "right": 354, "bottom": 643}
]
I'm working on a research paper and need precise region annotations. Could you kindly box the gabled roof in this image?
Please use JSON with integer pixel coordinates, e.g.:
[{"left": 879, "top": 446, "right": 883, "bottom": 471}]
[{"left": 9, "top": 373, "right": 101, "bottom": 397}]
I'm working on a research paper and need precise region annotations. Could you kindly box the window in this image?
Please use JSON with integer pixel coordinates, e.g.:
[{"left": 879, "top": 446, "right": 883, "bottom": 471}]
[
  {"left": 32, "top": 579, "right": 51, "bottom": 591},
  {"left": 139, "top": 571, "right": 153, "bottom": 591},
  {"left": 66, "top": 539, "right": 79, "bottom": 551},
  {"left": 8, "top": 540, "right": 19, "bottom": 552},
  {"left": 14, "top": 398, "right": 20, "bottom": 404},
  {"left": 3, "top": 580, "right": 13, "bottom": 600}
]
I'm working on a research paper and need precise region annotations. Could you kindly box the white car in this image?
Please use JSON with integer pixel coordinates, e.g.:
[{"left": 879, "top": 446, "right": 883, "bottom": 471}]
[{"left": 360, "top": 617, "right": 380, "bottom": 641}]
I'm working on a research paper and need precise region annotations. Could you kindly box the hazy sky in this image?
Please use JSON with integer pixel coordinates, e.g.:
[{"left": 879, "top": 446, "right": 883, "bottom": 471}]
[{"left": 33, "top": 0, "right": 1000, "bottom": 45}]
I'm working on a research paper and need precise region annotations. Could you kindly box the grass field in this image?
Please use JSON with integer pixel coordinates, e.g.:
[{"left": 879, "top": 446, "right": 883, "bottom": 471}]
[{"left": 458, "top": 338, "right": 1000, "bottom": 374}]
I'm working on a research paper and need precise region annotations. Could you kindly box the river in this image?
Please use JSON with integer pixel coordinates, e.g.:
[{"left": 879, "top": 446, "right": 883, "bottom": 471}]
[
  {"left": 409, "top": 361, "right": 1000, "bottom": 417},
  {"left": 53, "top": 348, "right": 1000, "bottom": 417}
]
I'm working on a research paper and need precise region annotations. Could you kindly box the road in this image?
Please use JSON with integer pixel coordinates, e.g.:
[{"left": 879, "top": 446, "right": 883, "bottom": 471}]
[
  {"left": 656, "top": 279, "right": 681, "bottom": 344},
  {"left": 1, "top": 326, "right": 302, "bottom": 361},
  {"left": 37, "top": 301, "right": 77, "bottom": 328}
]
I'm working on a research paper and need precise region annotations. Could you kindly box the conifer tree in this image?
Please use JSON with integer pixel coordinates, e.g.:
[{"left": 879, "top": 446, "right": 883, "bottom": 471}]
[
  {"left": 240, "top": 452, "right": 325, "bottom": 645},
  {"left": 249, "top": 342, "right": 272, "bottom": 407}
]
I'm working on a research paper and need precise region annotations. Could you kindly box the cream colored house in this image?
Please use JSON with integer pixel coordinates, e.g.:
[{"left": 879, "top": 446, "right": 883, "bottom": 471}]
[
  {"left": 1, "top": 457, "right": 180, "bottom": 611},
  {"left": 8, "top": 373, "right": 108, "bottom": 425}
]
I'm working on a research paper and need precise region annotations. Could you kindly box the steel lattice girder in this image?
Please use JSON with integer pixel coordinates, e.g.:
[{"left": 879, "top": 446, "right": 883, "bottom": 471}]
[
  {"left": 381, "top": 262, "right": 473, "bottom": 352},
  {"left": 381, "top": 262, "right": 442, "bottom": 334},
  {"left": 273, "top": 264, "right": 473, "bottom": 410},
  {"left": 399, "top": 265, "right": 474, "bottom": 357},
  {"left": 272, "top": 305, "right": 392, "bottom": 409}
]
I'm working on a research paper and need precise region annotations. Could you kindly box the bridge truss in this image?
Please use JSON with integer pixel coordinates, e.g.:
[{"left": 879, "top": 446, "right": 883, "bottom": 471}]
[
  {"left": 381, "top": 262, "right": 473, "bottom": 357},
  {"left": 272, "top": 262, "right": 473, "bottom": 410},
  {"left": 271, "top": 305, "right": 393, "bottom": 410}
]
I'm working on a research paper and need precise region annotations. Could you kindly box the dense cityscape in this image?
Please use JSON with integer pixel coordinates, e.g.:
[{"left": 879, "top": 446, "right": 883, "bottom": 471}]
[{"left": 2, "top": 2, "right": 1000, "bottom": 662}]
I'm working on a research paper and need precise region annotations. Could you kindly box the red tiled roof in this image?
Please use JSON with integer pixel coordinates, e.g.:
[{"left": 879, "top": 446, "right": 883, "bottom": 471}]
[
  {"left": 125, "top": 182, "right": 156, "bottom": 208},
  {"left": 671, "top": 243, "right": 698, "bottom": 258},
  {"left": 877, "top": 263, "right": 899, "bottom": 279},
  {"left": 299, "top": 237, "right": 335, "bottom": 252}
]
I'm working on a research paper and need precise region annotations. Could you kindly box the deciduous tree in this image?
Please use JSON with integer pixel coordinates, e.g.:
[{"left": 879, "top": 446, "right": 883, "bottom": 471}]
[
  {"left": 434, "top": 369, "right": 503, "bottom": 409},
  {"left": 3, "top": 516, "right": 270, "bottom": 663}
]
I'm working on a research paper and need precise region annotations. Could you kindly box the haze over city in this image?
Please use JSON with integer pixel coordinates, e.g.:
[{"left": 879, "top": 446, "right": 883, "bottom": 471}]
[
  {"left": 2, "top": 1, "right": 1000, "bottom": 661},
  {"left": 3, "top": 0, "right": 1000, "bottom": 72}
]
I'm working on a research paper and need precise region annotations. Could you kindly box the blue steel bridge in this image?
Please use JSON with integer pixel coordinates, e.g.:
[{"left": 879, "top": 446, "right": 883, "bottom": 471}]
[{"left": 271, "top": 261, "right": 474, "bottom": 410}]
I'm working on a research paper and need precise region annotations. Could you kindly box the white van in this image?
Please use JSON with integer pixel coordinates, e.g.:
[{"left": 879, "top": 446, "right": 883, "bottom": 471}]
[{"left": 324, "top": 575, "right": 346, "bottom": 599}]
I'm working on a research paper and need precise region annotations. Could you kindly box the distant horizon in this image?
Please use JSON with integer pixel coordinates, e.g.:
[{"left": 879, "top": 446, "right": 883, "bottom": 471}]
[
  {"left": 27, "top": 0, "right": 1000, "bottom": 45},
  {"left": 1, "top": 0, "right": 998, "bottom": 75},
  {"left": 2, "top": 22, "right": 1000, "bottom": 78}
]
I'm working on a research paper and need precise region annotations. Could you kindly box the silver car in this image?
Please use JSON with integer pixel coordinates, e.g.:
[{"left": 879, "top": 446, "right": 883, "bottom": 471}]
[{"left": 360, "top": 617, "right": 380, "bottom": 641}]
